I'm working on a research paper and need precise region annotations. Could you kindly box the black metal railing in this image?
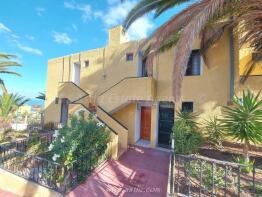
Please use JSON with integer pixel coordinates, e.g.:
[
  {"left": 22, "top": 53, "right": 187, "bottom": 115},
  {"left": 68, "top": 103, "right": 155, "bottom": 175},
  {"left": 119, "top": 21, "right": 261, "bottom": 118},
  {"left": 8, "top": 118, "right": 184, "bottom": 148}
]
[
  {"left": 0, "top": 145, "right": 65, "bottom": 193},
  {"left": 1, "top": 134, "right": 54, "bottom": 153},
  {"left": 62, "top": 149, "right": 107, "bottom": 193},
  {"left": 0, "top": 143, "right": 108, "bottom": 194},
  {"left": 172, "top": 154, "right": 262, "bottom": 197}
]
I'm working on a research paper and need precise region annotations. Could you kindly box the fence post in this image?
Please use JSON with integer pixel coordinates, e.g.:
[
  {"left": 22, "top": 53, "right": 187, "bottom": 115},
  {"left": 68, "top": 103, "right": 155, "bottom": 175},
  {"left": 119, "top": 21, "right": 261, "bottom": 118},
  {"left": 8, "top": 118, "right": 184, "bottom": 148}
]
[{"left": 168, "top": 137, "right": 175, "bottom": 197}]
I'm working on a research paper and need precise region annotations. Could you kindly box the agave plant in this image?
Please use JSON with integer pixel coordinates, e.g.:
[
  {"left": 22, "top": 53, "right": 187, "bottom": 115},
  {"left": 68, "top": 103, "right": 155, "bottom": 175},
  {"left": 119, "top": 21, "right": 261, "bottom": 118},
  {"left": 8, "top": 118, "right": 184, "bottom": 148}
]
[
  {"left": 176, "top": 109, "right": 199, "bottom": 130},
  {"left": 0, "top": 53, "right": 21, "bottom": 92},
  {"left": 202, "top": 116, "right": 224, "bottom": 149},
  {"left": 222, "top": 90, "right": 262, "bottom": 162},
  {"left": 123, "top": 0, "right": 262, "bottom": 101},
  {"left": 172, "top": 110, "right": 203, "bottom": 154}
]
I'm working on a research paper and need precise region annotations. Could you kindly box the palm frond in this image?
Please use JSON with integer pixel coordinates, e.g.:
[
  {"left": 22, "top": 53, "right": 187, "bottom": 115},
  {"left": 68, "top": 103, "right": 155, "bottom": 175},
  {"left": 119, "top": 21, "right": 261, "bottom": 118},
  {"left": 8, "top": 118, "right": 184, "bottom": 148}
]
[
  {"left": 154, "top": 0, "right": 191, "bottom": 18},
  {"left": 36, "top": 92, "right": 46, "bottom": 100},
  {"left": 0, "top": 53, "right": 17, "bottom": 59},
  {"left": 0, "top": 61, "right": 21, "bottom": 67},
  {"left": 157, "top": 30, "right": 182, "bottom": 53},
  {"left": 123, "top": 0, "right": 190, "bottom": 31},
  {"left": 140, "top": 1, "right": 207, "bottom": 76},
  {"left": 0, "top": 79, "right": 7, "bottom": 93},
  {"left": 0, "top": 93, "right": 29, "bottom": 117},
  {"left": 172, "top": 0, "right": 226, "bottom": 101},
  {"left": 0, "top": 71, "right": 21, "bottom": 77}
]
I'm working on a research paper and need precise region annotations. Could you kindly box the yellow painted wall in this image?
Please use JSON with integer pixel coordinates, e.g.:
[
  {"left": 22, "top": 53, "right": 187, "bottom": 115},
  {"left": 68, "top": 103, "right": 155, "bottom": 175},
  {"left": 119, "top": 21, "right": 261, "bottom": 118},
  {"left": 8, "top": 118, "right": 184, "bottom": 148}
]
[
  {"left": 113, "top": 103, "right": 136, "bottom": 144},
  {"left": 0, "top": 169, "right": 61, "bottom": 197},
  {"left": 45, "top": 28, "right": 140, "bottom": 124},
  {"left": 45, "top": 25, "right": 262, "bottom": 148}
]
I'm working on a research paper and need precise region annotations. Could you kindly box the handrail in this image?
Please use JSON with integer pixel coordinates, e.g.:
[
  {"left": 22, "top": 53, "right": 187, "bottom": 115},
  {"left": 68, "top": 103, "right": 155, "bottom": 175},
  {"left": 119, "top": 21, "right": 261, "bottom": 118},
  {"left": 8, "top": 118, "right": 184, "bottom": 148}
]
[
  {"left": 59, "top": 81, "right": 89, "bottom": 96},
  {"left": 98, "top": 76, "right": 149, "bottom": 96},
  {"left": 59, "top": 81, "right": 90, "bottom": 104},
  {"left": 97, "top": 106, "right": 128, "bottom": 130},
  {"left": 73, "top": 102, "right": 118, "bottom": 136}
]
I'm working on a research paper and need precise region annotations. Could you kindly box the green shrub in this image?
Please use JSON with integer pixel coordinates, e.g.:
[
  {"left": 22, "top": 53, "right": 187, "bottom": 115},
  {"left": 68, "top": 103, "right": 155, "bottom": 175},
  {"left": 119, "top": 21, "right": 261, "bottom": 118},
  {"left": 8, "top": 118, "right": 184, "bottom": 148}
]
[
  {"left": 202, "top": 116, "right": 224, "bottom": 149},
  {"left": 172, "top": 110, "right": 203, "bottom": 154},
  {"left": 233, "top": 156, "right": 255, "bottom": 173},
  {"left": 27, "top": 131, "right": 47, "bottom": 155},
  {"left": 48, "top": 113, "right": 111, "bottom": 182},
  {"left": 186, "top": 160, "right": 234, "bottom": 191}
]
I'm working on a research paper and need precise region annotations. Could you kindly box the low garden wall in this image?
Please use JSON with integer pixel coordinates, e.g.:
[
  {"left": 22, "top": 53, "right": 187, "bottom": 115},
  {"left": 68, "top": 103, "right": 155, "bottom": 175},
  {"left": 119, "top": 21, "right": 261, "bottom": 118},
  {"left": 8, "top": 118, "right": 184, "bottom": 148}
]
[{"left": 0, "top": 169, "right": 61, "bottom": 197}]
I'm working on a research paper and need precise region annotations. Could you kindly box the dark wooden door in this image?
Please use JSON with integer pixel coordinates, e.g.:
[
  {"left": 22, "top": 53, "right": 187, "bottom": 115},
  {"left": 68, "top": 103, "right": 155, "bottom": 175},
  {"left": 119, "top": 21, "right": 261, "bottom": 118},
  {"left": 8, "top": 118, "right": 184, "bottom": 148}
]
[
  {"left": 60, "top": 98, "right": 69, "bottom": 125},
  {"left": 140, "top": 107, "right": 151, "bottom": 140},
  {"left": 158, "top": 102, "right": 174, "bottom": 148}
]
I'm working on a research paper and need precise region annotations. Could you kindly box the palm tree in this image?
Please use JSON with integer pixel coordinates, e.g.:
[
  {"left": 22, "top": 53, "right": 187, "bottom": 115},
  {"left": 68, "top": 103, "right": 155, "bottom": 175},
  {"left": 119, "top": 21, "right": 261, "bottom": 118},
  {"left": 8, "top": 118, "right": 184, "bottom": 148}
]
[
  {"left": 222, "top": 90, "right": 262, "bottom": 162},
  {"left": 0, "top": 93, "right": 29, "bottom": 118},
  {"left": 0, "top": 53, "right": 21, "bottom": 92},
  {"left": 123, "top": 0, "right": 262, "bottom": 101},
  {"left": 36, "top": 92, "right": 46, "bottom": 100}
]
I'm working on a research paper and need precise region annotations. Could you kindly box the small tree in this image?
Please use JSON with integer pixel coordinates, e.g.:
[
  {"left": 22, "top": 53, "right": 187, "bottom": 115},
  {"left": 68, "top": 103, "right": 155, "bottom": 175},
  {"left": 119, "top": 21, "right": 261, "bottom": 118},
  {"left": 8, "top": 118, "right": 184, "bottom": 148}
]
[
  {"left": 0, "top": 93, "right": 29, "bottom": 132},
  {"left": 222, "top": 90, "right": 262, "bottom": 162}
]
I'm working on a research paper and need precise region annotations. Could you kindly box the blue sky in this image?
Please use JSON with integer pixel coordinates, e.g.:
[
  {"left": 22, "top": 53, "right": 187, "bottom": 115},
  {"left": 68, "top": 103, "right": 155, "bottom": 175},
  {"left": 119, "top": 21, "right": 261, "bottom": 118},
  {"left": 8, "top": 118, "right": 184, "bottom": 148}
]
[{"left": 0, "top": 0, "right": 190, "bottom": 103}]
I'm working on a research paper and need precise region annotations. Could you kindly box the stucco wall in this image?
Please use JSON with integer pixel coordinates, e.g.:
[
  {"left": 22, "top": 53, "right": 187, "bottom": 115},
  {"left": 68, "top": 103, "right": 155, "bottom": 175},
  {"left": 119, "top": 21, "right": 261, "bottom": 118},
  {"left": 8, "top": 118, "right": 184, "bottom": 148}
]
[
  {"left": 45, "top": 38, "right": 140, "bottom": 124},
  {"left": 113, "top": 103, "right": 136, "bottom": 144},
  {"left": 0, "top": 169, "right": 61, "bottom": 197},
  {"left": 44, "top": 26, "right": 262, "bottom": 147}
]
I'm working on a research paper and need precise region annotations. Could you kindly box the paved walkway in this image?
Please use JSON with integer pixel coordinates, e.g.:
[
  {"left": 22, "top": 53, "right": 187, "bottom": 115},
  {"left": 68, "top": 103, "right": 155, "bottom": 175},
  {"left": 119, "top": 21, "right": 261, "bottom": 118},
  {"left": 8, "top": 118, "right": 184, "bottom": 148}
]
[
  {"left": 0, "top": 189, "right": 21, "bottom": 197},
  {"left": 67, "top": 146, "right": 170, "bottom": 197}
]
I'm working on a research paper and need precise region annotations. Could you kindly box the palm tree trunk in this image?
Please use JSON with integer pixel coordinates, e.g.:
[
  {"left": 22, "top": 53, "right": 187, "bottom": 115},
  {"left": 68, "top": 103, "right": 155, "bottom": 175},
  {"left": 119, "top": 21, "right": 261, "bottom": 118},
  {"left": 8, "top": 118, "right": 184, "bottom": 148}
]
[{"left": 243, "top": 142, "right": 250, "bottom": 162}]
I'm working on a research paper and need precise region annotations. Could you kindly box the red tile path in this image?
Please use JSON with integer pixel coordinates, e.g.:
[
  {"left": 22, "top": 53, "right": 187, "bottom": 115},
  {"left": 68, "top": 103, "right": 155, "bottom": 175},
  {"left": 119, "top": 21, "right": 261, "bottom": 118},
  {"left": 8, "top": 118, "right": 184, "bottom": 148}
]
[
  {"left": 67, "top": 146, "right": 170, "bottom": 197},
  {"left": 0, "top": 189, "right": 21, "bottom": 197}
]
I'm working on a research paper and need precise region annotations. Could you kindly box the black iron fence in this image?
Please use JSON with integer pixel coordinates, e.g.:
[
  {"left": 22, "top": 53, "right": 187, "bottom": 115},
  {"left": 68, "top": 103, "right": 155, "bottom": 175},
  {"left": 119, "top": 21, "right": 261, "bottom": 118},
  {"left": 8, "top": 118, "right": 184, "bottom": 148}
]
[
  {"left": 1, "top": 134, "right": 54, "bottom": 153},
  {"left": 0, "top": 145, "right": 65, "bottom": 193},
  {"left": 171, "top": 154, "right": 262, "bottom": 197},
  {"left": 0, "top": 144, "right": 108, "bottom": 194}
]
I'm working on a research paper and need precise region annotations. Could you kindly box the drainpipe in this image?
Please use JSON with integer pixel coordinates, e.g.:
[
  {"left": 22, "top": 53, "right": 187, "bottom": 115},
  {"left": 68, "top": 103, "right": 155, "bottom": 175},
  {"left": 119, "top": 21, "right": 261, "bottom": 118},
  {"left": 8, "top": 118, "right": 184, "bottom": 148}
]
[{"left": 229, "top": 27, "right": 235, "bottom": 103}]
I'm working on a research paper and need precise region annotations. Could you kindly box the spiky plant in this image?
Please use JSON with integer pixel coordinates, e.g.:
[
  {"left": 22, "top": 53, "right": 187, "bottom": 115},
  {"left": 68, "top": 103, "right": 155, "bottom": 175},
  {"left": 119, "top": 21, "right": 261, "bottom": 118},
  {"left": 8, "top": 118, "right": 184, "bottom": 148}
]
[
  {"left": 222, "top": 90, "right": 262, "bottom": 162},
  {"left": 0, "top": 93, "right": 29, "bottom": 118},
  {"left": 202, "top": 116, "right": 224, "bottom": 149},
  {"left": 0, "top": 53, "right": 21, "bottom": 92},
  {"left": 176, "top": 109, "right": 198, "bottom": 130},
  {"left": 36, "top": 92, "right": 46, "bottom": 100},
  {"left": 123, "top": 0, "right": 262, "bottom": 101}
]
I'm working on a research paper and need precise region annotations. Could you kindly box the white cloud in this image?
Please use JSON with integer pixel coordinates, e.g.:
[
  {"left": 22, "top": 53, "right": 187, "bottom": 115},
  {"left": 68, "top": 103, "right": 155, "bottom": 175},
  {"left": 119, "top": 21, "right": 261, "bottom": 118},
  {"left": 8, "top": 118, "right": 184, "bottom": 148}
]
[
  {"left": 36, "top": 7, "right": 46, "bottom": 16},
  {"left": 107, "top": 0, "right": 120, "bottom": 5},
  {"left": 72, "top": 24, "right": 78, "bottom": 31},
  {"left": 64, "top": 1, "right": 92, "bottom": 22},
  {"left": 16, "top": 42, "right": 43, "bottom": 55},
  {"left": 96, "top": 0, "right": 154, "bottom": 40},
  {"left": 94, "top": 11, "right": 103, "bottom": 19},
  {"left": 0, "top": 22, "right": 42, "bottom": 55},
  {"left": 127, "top": 17, "right": 154, "bottom": 40},
  {"left": 26, "top": 35, "right": 35, "bottom": 41},
  {"left": 53, "top": 32, "right": 73, "bottom": 45},
  {"left": 0, "top": 22, "right": 11, "bottom": 33},
  {"left": 102, "top": 1, "right": 136, "bottom": 26}
]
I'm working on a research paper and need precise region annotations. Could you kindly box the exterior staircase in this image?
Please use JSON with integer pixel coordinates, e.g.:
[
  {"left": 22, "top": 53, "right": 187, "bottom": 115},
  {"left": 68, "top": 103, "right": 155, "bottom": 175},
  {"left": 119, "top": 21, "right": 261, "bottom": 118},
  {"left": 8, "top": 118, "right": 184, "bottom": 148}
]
[{"left": 58, "top": 77, "right": 155, "bottom": 159}]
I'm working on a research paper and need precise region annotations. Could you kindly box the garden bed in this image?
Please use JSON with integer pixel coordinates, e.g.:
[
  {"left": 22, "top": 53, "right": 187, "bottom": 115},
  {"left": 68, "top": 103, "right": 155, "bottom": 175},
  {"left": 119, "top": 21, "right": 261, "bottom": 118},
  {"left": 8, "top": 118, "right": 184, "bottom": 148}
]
[{"left": 200, "top": 143, "right": 262, "bottom": 166}]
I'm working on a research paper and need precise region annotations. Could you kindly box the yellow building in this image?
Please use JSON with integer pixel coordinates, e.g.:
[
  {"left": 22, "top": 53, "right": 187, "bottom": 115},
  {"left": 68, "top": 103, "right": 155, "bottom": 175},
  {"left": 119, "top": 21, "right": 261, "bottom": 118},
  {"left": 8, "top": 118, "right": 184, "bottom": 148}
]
[{"left": 44, "top": 25, "right": 262, "bottom": 158}]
